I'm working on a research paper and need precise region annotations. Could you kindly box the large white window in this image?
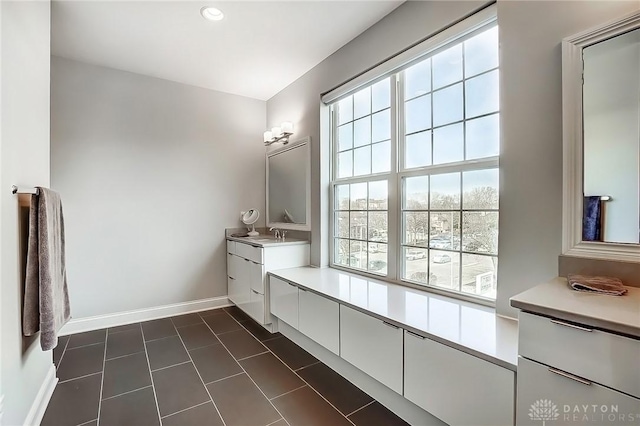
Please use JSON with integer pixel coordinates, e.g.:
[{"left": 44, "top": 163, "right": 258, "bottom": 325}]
[{"left": 330, "top": 16, "right": 499, "bottom": 302}]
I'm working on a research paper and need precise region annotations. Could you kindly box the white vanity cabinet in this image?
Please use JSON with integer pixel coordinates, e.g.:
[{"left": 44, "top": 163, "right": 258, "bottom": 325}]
[
  {"left": 226, "top": 238, "right": 309, "bottom": 326},
  {"left": 339, "top": 305, "right": 403, "bottom": 394},
  {"left": 516, "top": 311, "right": 640, "bottom": 426}
]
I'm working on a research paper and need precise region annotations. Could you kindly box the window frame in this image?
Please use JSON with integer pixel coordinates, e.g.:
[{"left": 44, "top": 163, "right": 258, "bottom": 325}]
[{"left": 328, "top": 12, "right": 499, "bottom": 306}]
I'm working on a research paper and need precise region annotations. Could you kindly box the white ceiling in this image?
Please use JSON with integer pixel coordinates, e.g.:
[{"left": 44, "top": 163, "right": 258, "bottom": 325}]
[{"left": 52, "top": 1, "right": 403, "bottom": 100}]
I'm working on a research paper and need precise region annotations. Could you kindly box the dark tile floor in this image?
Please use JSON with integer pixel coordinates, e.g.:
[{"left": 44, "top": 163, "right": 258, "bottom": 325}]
[{"left": 43, "top": 306, "right": 409, "bottom": 426}]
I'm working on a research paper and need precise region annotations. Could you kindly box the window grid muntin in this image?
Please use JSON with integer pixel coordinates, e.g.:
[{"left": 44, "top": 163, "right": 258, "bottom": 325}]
[
  {"left": 333, "top": 180, "right": 390, "bottom": 276},
  {"left": 400, "top": 166, "right": 499, "bottom": 295},
  {"left": 335, "top": 78, "right": 392, "bottom": 179}
]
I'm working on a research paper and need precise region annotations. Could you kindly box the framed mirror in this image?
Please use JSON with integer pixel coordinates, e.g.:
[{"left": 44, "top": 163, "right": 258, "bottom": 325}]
[
  {"left": 266, "top": 137, "right": 311, "bottom": 231},
  {"left": 562, "top": 10, "right": 640, "bottom": 262}
]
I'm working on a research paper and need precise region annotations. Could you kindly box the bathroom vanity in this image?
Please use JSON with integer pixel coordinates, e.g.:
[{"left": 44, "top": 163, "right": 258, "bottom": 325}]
[
  {"left": 226, "top": 235, "right": 309, "bottom": 329},
  {"left": 511, "top": 278, "right": 640, "bottom": 425}
]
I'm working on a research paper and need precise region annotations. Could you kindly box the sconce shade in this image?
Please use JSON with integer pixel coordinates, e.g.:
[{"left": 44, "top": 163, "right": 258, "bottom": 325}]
[{"left": 281, "top": 121, "right": 294, "bottom": 134}]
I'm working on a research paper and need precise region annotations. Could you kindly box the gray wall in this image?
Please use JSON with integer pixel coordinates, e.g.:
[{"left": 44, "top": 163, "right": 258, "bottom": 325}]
[
  {"left": 51, "top": 57, "right": 266, "bottom": 318},
  {"left": 266, "top": 0, "right": 640, "bottom": 318},
  {"left": 0, "top": 1, "right": 53, "bottom": 424},
  {"left": 497, "top": 0, "right": 638, "bottom": 316}
]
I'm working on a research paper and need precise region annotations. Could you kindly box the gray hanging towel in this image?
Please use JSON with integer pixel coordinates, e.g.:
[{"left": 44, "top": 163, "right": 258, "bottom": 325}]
[{"left": 23, "top": 187, "right": 71, "bottom": 351}]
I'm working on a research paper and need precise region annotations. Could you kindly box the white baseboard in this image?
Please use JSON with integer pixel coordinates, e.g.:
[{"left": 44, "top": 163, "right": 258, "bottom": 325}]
[
  {"left": 59, "top": 296, "right": 231, "bottom": 336},
  {"left": 23, "top": 364, "right": 57, "bottom": 426}
]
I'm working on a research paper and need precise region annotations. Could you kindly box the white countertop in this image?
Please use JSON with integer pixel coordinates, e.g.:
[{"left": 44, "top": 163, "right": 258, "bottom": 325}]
[
  {"left": 227, "top": 235, "right": 309, "bottom": 248},
  {"left": 269, "top": 266, "right": 518, "bottom": 371},
  {"left": 511, "top": 277, "right": 640, "bottom": 338}
]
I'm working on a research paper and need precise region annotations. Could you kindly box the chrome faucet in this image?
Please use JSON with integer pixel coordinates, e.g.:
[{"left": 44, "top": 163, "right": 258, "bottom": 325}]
[{"left": 269, "top": 227, "right": 280, "bottom": 239}]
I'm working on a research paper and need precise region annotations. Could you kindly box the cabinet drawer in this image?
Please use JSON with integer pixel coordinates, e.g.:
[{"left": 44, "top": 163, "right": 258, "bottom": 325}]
[
  {"left": 519, "top": 311, "right": 640, "bottom": 398},
  {"left": 298, "top": 289, "right": 339, "bottom": 355},
  {"left": 340, "top": 306, "right": 403, "bottom": 394},
  {"left": 270, "top": 277, "right": 299, "bottom": 329},
  {"left": 246, "top": 289, "right": 265, "bottom": 324},
  {"left": 404, "top": 331, "right": 515, "bottom": 426},
  {"left": 235, "top": 242, "right": 263, "bottom": 264},
  {"left": 226, "top": 240, "right": 236, "bottom": 255},
  {"left": 517, "top": 357, "right": 640, "bottom": 426}
]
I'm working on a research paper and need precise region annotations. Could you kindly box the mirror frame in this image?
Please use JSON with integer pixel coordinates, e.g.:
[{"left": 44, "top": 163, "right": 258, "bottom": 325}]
[
  {"left": 266, "top": 136, "right": 311, "bottom": 231},
  {"left": 562, "top": 10, "right": 640, "bottom": 262}
]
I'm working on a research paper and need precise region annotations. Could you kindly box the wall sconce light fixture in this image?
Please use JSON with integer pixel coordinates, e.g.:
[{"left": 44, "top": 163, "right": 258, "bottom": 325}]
[{"left": 264, "top": 122, "right": 294, "bottom": 146}]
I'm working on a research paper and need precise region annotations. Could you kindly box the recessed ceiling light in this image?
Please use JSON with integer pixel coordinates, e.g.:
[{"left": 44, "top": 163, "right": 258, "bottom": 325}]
[{"left": 200, "top": 6, "right": 224, "bottom": 21}]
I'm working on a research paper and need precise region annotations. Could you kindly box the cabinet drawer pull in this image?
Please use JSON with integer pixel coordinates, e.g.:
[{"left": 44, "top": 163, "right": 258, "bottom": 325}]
[
  {"left": 228, "top": 277, "right": 235, "bottom": 280},
  {"left": 550, "top": 319, "right": 593, "bottom": 332},
  {"left": 548, "top": 367, "right": 592, "bottom": 386},
  {"left": 251, "top": 289, "right": 261, "bottom": 295},
  {"left": 406, "top": 330, "right": 426, "bottom": 339},
  {"left": 382, "top": 321, "right": 400, "bottom": 330},
  {"left": 244, "top": 258, "right": 251, "bottom": 262}
]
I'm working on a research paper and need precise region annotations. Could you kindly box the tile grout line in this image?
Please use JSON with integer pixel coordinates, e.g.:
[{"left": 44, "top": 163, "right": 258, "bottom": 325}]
[
  {"left": 56, "top": 335, "right": 71, "bottom": 369},
  {"left": 150, "top": 360, "right": 192, "bottom": 373},
  {"left": 160, "top": 400, "right": 210, "bottom": 420},
  {"left": 213, "top": 326, "right": 247, "bottom": 337},
  {"left": 65, "top": 340, "right": 106, "bottom": 352},
  {"left": 294, "top": 360, "right": 321, "bottom": 372},
  {"left": 345, "top": 399, "right": 375, "bottom": 418},
  {"left": 140, "top": 325, "right": 165, "bottom": 425},
  {"left": 101, "top": 385, "right": 153, "bottom": 401},
  {"left": 95, "top": 332, "right": 108, "bottom": 426},
  {"left": 105, "top": 349, "right": 146, "bottom": 362},
  {"left": 268, "top": 384, "right": 308, "bottom": 401},
  {"left": 203, "top": 371, "right": 245, "bottom": 386},
  {"left": 75, "top": 418, "right": 98, "bottom": 426},
  {"left": 229, "top": 311, "right": 357, "bottom": 426},
  {"left": 201, "top": 311, "right": 291, "bottom": 426},
  {"left": 58, "top": 371, "right": 103, "bottom": 385},
  {"left": 265, "top": 417, "right": 287, "bottom": 426},
  {"left": 173, "top": 321, "right": 229, "bottom": 426},
  {"left": 235, "top": 350, "right": 270, "bottom": 362}
]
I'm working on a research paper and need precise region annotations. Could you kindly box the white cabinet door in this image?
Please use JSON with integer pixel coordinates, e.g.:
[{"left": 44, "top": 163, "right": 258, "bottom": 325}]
[
  {"left": 339, "top": 305, "right": 403, "bottom": 394},
  {"left": 404, "top": 331, "right": 515, "bottom": 426},
  {"left": 227, "top": 253, "right": 236, "bottom": 279},
  {"left": 231, "top": 257, "right": 251, "bottom": 308},
  {"left": 517, "top": 357, "right": 640, "bottom": 426},
  {"left": 245, "top": 289, "right": 265, "bottom": 324},
  {"left": 270, "top": 277, "right": 298, "bottom": 329},
  {"left": 298, "top": 289, "right": 339, "bottom": 355},
  {"left": 249, "top": 261, "right": 265, "bottom": 294}
]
